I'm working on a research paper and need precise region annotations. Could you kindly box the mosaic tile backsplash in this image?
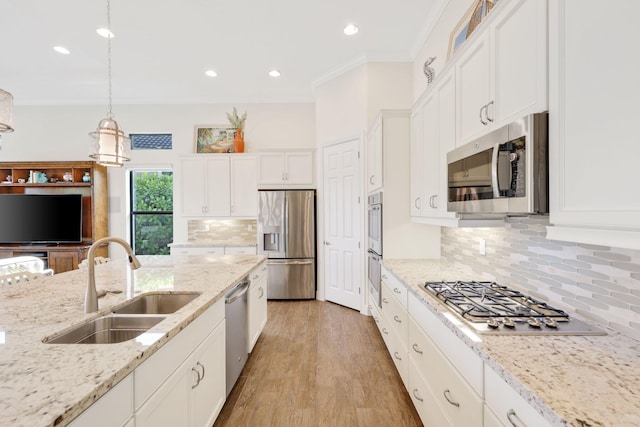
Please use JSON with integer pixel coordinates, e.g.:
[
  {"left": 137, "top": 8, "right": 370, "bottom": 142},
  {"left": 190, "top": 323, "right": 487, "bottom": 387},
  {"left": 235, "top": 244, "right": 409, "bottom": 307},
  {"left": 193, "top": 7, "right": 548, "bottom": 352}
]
[
  {"left": 188, "top": 219, "right": 257, "bottom": 245},
  {"left": 441, "top": 216, "right": 640, "bottom": 340}
]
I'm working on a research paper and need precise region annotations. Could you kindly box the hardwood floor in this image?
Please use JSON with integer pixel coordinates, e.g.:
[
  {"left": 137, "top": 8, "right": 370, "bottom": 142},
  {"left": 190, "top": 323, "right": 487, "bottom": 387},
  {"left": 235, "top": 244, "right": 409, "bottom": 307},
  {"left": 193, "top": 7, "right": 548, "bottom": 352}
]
[{"left": 214, "top": 300, "right": 422, "bottom": 427}]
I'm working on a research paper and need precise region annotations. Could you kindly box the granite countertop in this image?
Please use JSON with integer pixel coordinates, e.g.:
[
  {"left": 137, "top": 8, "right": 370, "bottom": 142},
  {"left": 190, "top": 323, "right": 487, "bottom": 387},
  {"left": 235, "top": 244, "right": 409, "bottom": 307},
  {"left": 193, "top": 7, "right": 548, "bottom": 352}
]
[
  {"left": 168, "top": 241, "right": 257, "bottom": 248},
  {"left": 0, "top": 253, "right": 267, "bottom": 427},
  {"left": 382, "top": 259, "right": 640, "bottom": 427}
]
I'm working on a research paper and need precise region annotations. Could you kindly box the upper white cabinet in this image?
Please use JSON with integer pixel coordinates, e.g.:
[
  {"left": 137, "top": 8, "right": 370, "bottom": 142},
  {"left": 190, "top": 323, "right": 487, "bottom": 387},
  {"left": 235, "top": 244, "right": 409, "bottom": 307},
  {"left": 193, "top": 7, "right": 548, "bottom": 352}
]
[
  {"left": 411, "top": 70, "right": 458, "bottom": 225},
  {"left": 455, "top": 0, "right": 548, "bottom": 145},
  {"left": 180, "top": 155, "right": 257, "bottom": 218},
  {"left": 546, "top": 0, "right": 640, "bottom": 250},
  {"left": 257, "top": 151, "right": 314, "bottom": 187},
  {"left": 366, "top": 117, "right": 383, "bottom": 193}
]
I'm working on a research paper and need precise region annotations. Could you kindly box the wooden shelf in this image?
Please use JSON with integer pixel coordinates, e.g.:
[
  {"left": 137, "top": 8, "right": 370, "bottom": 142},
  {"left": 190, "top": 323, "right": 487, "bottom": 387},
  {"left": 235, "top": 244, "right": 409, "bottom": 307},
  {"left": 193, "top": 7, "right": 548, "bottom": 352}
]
[{"left": 0, "top": 161, "right": 108, "bottom": 273}]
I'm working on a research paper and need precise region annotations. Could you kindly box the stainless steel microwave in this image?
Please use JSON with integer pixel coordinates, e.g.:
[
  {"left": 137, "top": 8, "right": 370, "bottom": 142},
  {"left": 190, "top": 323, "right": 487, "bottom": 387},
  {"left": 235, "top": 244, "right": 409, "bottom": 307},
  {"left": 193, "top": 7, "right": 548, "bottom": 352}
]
[{"left": 447, "top": 112, "right": 548, "bottom": 215}]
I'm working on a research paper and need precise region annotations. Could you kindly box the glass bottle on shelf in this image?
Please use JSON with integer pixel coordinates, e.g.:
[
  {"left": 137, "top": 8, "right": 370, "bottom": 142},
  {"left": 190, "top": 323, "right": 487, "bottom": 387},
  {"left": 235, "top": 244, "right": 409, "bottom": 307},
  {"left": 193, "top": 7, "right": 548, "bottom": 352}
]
[{"left": 82, "top": 172, "right": 91, "bottom": 182}]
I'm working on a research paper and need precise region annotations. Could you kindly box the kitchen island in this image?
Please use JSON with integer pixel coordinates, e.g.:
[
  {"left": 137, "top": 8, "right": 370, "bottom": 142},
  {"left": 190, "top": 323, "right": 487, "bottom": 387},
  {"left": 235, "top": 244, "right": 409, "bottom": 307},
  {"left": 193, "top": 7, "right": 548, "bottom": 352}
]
[
  {"left": 382, "top": 259, "right": 640, "bottom": 427},
  {"left": 0, "top": 253, "right": 266, "bottom": 427}
]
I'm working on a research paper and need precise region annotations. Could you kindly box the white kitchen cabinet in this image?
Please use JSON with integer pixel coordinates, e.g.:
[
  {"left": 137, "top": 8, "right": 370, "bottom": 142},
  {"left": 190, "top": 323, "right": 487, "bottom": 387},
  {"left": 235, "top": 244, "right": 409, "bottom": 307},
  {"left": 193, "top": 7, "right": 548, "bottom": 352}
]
[
  {"left": 69, "top": 374, "right": 134, "bottom": 427},
  {"left": 408, "top": 358, "right": 454, "bottom": 427},
  {"left": 170, "top": 246, "right": 225, "bottom": 256},
  {"left": 411, "top": 70, "right": 459, "bottom": 225},
  {"left": 180, "top": 155, "right": 257, "bottom": 218},
  {"left": 248, "top": 261, "right": 268, "bottom": 352},
  {"left": 257, "top": 151, "right": 314, "bottom": 187},
  {"left": 366, "top": 116, "right": 383, "bottom": 193},
  {"left": 224, "top": 246, "right": 257, "bottom": 255},
  {"left": 455, "top": 0, "right": 548, "bottom": 145},
  {"left": 380, "top": 268, "right": 409, "bottom": 387},
  {"left": 135, "top": 299, "right": 225, "bottom": 427},
  {"left": 484, "top": 365, "right": 552, "bottom": 427},
  {"left": 546, "top": 0, "right": 640, "bottom": 250}
]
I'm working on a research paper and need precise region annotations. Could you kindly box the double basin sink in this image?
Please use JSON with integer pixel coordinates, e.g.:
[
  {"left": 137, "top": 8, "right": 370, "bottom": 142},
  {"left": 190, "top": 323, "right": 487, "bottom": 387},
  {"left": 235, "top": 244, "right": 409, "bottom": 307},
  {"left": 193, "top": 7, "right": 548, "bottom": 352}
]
[{"left": 45, "top": 292, "right": 202, "bottom": 345}]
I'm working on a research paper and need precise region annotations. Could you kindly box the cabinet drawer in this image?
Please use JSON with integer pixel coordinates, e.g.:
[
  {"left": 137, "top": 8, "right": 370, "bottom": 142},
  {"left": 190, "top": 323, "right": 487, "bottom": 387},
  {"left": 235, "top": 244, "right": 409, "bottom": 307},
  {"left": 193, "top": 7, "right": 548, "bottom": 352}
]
[
  {"left": 381, "top": 282, "right": 408, "bottom": 349},
  {"left": 384, "top": 323, "right": 409, "bottom": 388},
  {"left": 408, "top": 291, "right": 483, "bottom": 395},
  {"left": 249, "top": 261, "right": 268, "bottom": 285},
  {"left": 381, "top": 266, "right": 407, "bottom": 308},
  {"left": 170, "top": 247, "right": 224, "bottom": 255},
  {"left": 417, "top": 328, "right": 482, "bottom": 427},
  {"left": 224, "top": 246, "right": 257, "bottom": 255},
  {"left": 408, "top": 359, "right": 453, "bottom": 427},
  {"left": 485, "top": 365, "right": 552, "bottom": 427}
]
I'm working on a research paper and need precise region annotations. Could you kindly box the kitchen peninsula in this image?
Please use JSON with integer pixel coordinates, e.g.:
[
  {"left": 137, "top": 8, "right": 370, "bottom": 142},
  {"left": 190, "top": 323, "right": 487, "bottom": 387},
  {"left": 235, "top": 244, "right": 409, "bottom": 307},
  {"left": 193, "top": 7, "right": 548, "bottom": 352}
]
[{"left": 0, "top": 253, "right": 266, "bottom": 427}]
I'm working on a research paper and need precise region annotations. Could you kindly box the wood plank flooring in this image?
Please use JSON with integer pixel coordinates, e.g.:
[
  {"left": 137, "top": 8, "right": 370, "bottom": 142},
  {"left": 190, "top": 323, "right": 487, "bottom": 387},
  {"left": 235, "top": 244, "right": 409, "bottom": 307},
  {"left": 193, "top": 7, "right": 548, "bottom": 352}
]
[{"left": 214, "top": 300, "right": 422, "bottom": 427}]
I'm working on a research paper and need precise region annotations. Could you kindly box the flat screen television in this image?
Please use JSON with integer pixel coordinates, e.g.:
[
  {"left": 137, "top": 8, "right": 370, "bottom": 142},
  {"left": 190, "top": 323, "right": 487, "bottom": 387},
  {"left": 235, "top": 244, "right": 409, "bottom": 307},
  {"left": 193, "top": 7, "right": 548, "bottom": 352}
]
[{"left": 0, "top": 194, "right": 83, "bottom": 244}]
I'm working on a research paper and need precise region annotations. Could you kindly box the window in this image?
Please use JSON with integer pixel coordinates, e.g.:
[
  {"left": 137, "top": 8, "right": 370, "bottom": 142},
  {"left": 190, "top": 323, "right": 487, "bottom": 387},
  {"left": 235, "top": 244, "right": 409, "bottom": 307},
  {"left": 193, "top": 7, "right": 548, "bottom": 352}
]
[
  {"left": 130, "top": 170, "right": 173, "bottom": 255},
  {"left": 130, "top": 133, "right": 173, "bottom": 150}
]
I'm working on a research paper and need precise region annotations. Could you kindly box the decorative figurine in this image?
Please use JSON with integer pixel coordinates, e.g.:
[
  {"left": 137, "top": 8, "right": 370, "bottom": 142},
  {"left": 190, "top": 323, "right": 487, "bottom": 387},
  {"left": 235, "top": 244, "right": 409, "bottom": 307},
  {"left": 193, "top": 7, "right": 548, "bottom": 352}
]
[{"left": 423, "top": 56, "right": 436, "bottom": 85}]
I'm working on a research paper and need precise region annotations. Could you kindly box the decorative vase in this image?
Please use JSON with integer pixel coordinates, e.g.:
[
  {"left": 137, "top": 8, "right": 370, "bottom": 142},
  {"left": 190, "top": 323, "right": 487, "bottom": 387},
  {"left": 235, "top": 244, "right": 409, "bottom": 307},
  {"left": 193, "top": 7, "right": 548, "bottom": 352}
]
[{"left": 233, "top": 130, "right": 245, "bottom": 153}]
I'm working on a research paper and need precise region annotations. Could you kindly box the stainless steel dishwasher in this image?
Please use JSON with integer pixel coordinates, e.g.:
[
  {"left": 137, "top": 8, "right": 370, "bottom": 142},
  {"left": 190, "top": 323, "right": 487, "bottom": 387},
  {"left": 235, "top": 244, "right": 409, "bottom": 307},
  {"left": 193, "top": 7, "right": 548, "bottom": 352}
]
[{"left": 225, "top": 278, "right": 249, "bottom": 397}]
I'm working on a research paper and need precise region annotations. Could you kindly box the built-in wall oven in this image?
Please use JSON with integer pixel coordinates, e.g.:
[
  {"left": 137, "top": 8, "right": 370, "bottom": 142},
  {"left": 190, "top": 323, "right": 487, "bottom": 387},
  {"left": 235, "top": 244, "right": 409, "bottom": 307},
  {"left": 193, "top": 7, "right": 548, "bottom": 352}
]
[{"left": 367, "top": 192, "right": 382, "bottom": 307}]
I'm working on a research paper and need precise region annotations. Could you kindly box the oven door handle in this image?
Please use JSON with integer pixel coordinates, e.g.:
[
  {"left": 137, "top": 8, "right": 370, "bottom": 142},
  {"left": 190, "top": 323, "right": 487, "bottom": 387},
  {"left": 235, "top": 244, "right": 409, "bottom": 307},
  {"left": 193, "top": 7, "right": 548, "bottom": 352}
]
[{"left": 367, "top": 249, "right": 381, "bottom": 260}]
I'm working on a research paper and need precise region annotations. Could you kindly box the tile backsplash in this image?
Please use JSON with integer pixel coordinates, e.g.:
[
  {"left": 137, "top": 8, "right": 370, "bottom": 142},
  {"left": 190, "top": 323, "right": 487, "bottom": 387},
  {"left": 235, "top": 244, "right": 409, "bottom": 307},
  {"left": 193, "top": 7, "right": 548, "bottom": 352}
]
[
  {"left": 188, "top": 219, "right": 257, "bottom": 245},
  {"left": 441, "top": 216, "right": 640, "bottom": 340}
]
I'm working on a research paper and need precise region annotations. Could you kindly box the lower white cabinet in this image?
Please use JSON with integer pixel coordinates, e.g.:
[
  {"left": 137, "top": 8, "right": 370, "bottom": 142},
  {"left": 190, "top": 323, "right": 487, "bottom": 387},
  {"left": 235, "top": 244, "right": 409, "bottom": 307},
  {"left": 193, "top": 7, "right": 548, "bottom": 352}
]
[
  {"left": 248, "top": 261, "right": 268, "bottom": 352},
  {"left": 69, "top": 374, "right": 134, "bottom": 427},
  {"left": 408, "top": 359, "right": 454, "bottom": 427},
  {"left": 170, "top": 246, "right": 256, "bottom": 256},
  {"left": 135, "top": 299, "right": 226, "bottom": 427},
  {"left": 484, "top": 365, "right": 552, "bottom": 427}
]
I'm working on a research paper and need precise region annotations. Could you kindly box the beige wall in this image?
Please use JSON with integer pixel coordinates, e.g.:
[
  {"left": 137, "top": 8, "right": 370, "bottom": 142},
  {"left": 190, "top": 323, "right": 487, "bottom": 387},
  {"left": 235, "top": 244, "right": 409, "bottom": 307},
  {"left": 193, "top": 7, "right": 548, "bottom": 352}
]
[{"left": 5, "top": 103, "right": 315, "bottom": 242}]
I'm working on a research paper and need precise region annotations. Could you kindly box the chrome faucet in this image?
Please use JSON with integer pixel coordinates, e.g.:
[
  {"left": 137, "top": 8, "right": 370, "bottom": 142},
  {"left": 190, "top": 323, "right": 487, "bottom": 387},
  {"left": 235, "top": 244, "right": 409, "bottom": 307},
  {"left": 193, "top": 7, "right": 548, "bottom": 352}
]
[{"left": 85, "top": 237, "right": 141, "bottom": 313}]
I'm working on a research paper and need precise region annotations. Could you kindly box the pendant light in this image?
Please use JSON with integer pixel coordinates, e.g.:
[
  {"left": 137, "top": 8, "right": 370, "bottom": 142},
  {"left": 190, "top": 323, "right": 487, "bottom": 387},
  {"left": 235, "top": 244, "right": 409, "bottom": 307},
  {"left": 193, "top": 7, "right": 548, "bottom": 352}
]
[
  {"left": 89, "top": 0, "right": 130, "bottom": 167},
  {"left": 0, "top": 89, "right": 14, "bottom": 133}
]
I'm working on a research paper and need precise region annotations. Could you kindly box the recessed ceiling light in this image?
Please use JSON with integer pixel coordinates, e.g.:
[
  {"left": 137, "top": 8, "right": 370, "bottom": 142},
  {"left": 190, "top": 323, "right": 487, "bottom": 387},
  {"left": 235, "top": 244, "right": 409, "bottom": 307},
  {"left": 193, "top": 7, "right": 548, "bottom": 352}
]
[
  {"left": 205, "top": 70, "right": 218, "bottom": 77},
  {"left": 53, "top": 46, "right": 70, "bottom": 55},
  {"left": 268, "top": 69, "right": 281, "bottom": 78},
  {"left": 96, "top": 28, "right": 115, "bottom": 39},
  {"left": 344, "top": 24, "right": 359, "bottom": 36}
]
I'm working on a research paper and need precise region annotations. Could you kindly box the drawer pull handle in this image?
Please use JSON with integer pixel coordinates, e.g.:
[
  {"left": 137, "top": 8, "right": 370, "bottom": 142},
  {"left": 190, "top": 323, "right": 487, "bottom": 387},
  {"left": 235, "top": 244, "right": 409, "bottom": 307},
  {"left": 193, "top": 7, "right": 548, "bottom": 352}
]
[
  {"left": 382, "top": 328, "right": 389, "bottom": 335},
  {"left": 196, "top": 361, "right": 205, "bottom": 380},
  {"left": 412, "top": 389, "right": 424, "bottom": 402},
  {"left": 259, "top": 287, "right": 264, "bottom": 298},
  {"left": 393, "top": 352, "right": 402, "bottom": 361},
  {"left": 393, "top": 288, "right": 401, "bottom": 294},
  {"left": 393, "top": 315, "right": 402, "bottom": 323},
  {"left": 507, "top": 409, "right": 524, "bottom": 427},
  {"left": 381, "top": 274, "right": 388, "bottom": 279},
  {"left": 443, "top": 389, "right": 460, "bottom": 407},
  {"left": 191, "top": 367, "right": 201, "bottom": 389},
  {"left": 252, "top": 274, "right": 259, "bottom": 280},
  {"left": 382, "top": 298, "right": 389, "bottom": 304},
  {"left": 412, "top": 343, "right": 423, "bottom": 354}
]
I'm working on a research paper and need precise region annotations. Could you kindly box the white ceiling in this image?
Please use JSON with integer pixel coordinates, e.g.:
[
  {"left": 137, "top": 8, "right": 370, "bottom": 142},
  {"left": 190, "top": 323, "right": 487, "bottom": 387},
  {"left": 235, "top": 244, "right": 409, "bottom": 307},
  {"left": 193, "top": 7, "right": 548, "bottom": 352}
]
[{"left": 1, "top": 0, "right": 447, "bottom": 105}]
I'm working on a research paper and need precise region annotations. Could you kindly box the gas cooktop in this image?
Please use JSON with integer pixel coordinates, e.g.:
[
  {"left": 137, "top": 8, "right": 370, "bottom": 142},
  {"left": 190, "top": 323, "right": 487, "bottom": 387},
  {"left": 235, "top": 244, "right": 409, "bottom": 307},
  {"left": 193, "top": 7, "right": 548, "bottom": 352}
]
[{"left": 423, "top": 281, "right": 606, "bottom": 336}]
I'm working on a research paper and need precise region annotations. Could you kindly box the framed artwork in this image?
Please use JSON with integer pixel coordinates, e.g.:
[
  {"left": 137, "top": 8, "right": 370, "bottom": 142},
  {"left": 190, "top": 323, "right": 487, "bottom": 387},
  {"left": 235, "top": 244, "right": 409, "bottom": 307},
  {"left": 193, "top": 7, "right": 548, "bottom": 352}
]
[
  {"left": 194, "top": 125, "right": 237, "bottom": 153},
  {"left": 447, "top": 0, "right": 498, "bottom": 61}
]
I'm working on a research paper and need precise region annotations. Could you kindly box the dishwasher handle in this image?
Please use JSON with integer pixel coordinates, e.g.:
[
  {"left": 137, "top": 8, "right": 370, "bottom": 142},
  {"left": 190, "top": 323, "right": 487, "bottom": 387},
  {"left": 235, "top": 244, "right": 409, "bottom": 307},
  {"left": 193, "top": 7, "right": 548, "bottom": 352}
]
[{"left": 225, "top": 280, "right": 250, "bottom": 304}]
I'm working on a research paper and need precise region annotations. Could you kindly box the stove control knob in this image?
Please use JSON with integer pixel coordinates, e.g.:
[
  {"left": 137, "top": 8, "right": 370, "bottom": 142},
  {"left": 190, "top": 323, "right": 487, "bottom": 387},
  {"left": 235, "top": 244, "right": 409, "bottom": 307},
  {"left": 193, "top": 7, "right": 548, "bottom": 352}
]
[
  {"left": 527, "top": 318, "right": 542, "bottom": 328},
  {"left": 503, "top": 317, "right": 516, "bottom": 329},
  {"left": 544, "top": 318, "right": 559, "bottom": 329},
  {"left": 487, "top": 318, "right": 500, "bottom": 329}
]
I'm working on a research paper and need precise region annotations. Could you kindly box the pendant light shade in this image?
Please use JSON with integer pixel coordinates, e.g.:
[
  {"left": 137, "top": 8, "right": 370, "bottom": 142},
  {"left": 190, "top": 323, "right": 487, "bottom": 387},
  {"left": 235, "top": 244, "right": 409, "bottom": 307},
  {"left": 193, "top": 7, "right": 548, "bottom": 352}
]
[
  {"left": 0, "top": 89, "right": 14, "bottom": 133},
  {"left": 89, "top": 0, "right": 130, "bottom": 167},
  {"left": 89, "top": 117, "right": 131, "bottom": 166}
]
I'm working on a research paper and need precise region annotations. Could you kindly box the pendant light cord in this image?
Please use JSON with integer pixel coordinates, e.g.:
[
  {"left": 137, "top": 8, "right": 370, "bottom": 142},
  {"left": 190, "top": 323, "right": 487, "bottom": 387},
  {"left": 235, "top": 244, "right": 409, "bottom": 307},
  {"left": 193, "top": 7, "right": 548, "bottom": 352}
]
[{"left": 106, "top": 0, "right": 113, "bottom": 119}]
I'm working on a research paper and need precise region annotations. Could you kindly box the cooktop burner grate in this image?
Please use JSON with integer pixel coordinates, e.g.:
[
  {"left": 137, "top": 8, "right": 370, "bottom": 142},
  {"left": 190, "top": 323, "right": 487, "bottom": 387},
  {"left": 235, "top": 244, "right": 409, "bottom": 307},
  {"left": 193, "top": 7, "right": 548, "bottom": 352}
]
[{"left": 422, "top": 280, "right": 606, "bottom": 335}]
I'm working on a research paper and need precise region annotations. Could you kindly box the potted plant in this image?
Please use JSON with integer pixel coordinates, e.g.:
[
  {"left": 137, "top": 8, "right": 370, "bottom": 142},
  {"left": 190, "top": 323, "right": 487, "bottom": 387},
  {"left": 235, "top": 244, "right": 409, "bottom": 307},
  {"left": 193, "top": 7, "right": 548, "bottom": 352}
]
[{"left": 226, "top": 107, "right": 247, "bottom": 153}]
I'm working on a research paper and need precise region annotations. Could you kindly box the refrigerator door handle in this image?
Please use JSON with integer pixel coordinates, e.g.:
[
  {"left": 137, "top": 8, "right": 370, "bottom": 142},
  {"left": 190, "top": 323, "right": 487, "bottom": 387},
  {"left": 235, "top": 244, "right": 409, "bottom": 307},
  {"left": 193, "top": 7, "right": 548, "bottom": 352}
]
[
  {"left": 283, "top": 194, "right": 289, "bottom": 255},
  {"left": 267, "top": 259, "right": 314, "bottom": 265}
]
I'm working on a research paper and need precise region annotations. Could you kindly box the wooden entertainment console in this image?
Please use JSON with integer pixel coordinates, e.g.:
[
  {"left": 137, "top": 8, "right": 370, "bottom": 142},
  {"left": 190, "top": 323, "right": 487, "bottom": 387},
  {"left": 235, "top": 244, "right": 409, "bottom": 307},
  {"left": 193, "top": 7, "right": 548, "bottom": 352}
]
[{"left": 0, "top": 161, "right": 108, "bottom": 274}]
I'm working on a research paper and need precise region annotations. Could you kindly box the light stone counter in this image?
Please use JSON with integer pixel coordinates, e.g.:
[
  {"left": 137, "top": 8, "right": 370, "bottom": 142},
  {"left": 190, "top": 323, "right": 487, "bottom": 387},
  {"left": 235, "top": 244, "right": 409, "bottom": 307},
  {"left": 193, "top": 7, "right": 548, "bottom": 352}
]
[
  {"left": 383, "top": 259, "right": 640, "bottom": 427},
  {"left": 0, "top": 253, "right": 266, "bottom": 427}
]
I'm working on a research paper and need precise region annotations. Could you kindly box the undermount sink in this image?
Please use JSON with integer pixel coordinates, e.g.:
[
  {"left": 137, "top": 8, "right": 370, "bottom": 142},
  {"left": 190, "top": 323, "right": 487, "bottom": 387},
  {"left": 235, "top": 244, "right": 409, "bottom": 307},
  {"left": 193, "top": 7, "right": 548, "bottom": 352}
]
[
  {"left": 112, "top": 292, "right": 202, "bottom": 315},
  {"left": 44, "top": 314, "right": 166, "bottom": 344}
]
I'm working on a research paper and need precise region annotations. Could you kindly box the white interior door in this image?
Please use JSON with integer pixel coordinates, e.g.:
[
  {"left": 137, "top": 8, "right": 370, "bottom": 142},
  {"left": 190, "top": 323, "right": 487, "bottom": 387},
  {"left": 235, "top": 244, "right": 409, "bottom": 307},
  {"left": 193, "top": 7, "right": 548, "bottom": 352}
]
[{"left": 323, "top": 139, "right": 362, "bottom": 310}]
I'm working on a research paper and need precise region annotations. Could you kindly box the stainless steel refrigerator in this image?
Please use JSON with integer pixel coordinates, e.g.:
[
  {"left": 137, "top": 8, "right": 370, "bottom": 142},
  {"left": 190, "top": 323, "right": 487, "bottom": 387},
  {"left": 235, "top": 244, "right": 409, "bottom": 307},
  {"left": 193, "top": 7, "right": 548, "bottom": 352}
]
[{"left": 257, "top": 190, "right": 316, "bottom": 299}]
